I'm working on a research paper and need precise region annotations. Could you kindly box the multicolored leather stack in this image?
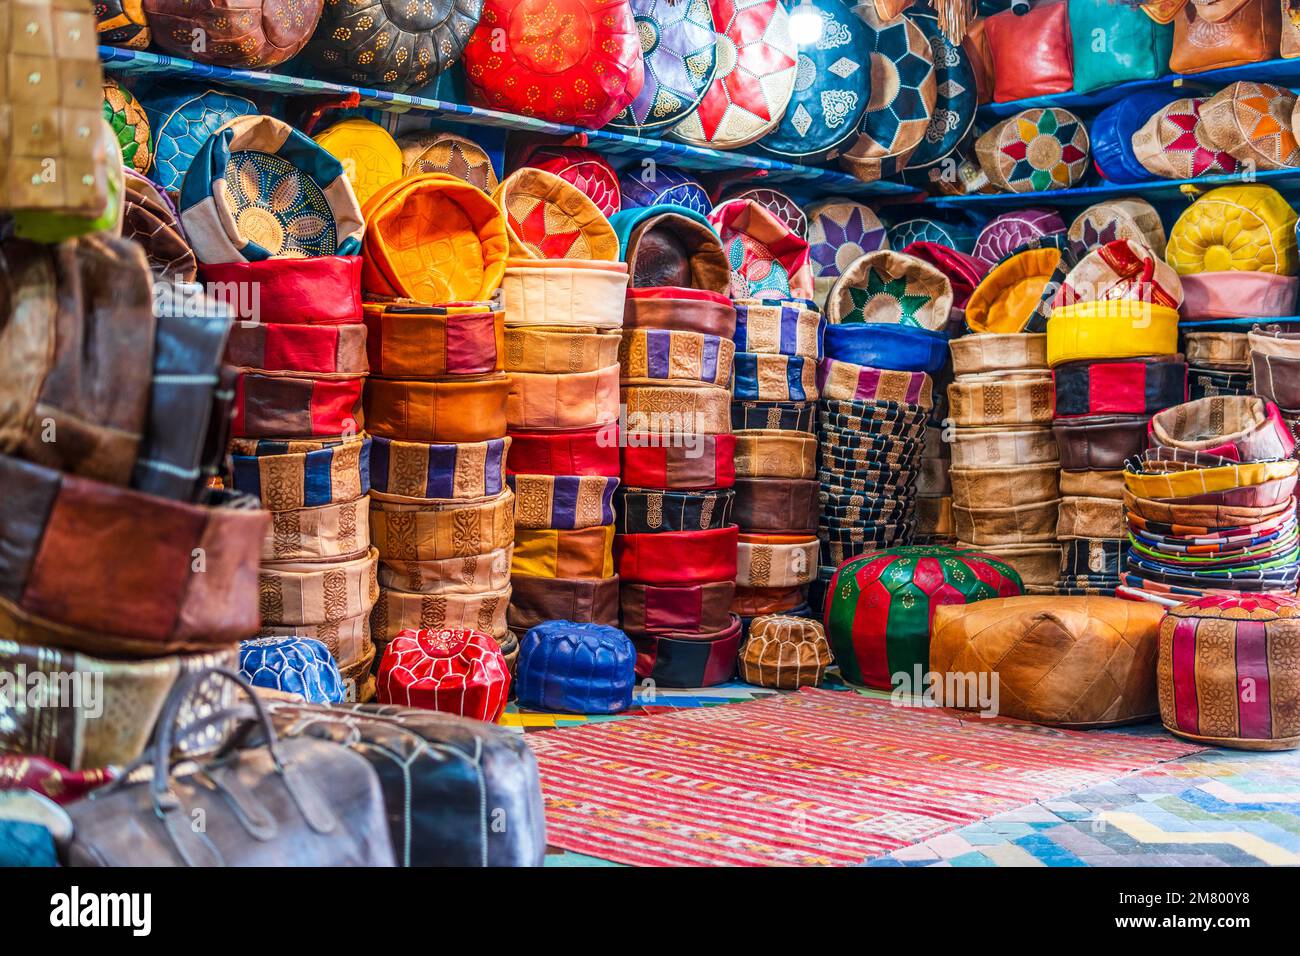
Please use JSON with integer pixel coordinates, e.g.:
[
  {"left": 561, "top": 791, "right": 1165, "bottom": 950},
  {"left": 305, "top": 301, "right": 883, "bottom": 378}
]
[
  {"left": 358, "top": 172, "right": 516, "bottom": 679},
  {"left": 730, "top": 296, "right": 822, "bottom": 628},
  {"left": 1048, "top": 238, "right": 1187, "bottom": 597},
  {"left": 185, "top": 115, "right": 376, "bottom": 701},
  {"left": 608, "top": 204, "right": 741, "bottom": 687},
  {"left": 950, "top": 244, "right": 1062, "bottom": 594},
  {"left": 1119, "top": 396, "right": 1300, "bottom": 604},
  {"left": 814, "top": 251, "right": 951, "bottom": 585},
  {"left": 498, "top": 169, "right": 625, "bottom": 644}
]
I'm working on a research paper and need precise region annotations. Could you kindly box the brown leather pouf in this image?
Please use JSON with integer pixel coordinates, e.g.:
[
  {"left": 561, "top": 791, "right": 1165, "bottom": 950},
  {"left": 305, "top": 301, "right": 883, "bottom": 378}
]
[
  {"left": 1158, "top": 594, "right": 1300, "bottom": 751},
  {"left": 930, "top": 596, "right": 1166, "bottom": 728},
  {"left": 739, "top": 615, "right": 832, "bottom": 690}
]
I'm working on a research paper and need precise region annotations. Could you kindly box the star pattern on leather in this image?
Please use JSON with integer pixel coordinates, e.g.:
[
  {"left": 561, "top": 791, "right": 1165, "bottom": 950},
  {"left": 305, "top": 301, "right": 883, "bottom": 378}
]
[
  {"left": 1000, "top": 110, "right": 1086, "bottom": 191},
  {"left": 511, "top": 201, "right": 581, "bottom": 258},
  {"left": 1162, "top": 104, "right": 1237, "bottom": 176},
  {"left": 842, "top": 272, "right": 931, "bottom": 326},
  {"left": 696, "top": 0, "right": 796, "bottom": 139}
]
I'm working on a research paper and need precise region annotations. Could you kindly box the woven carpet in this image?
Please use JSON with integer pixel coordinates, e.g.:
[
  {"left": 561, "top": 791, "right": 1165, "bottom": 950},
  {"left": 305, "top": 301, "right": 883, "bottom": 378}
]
[{"left": 527, "top": 687, "right": 1206, "bottom": 866}]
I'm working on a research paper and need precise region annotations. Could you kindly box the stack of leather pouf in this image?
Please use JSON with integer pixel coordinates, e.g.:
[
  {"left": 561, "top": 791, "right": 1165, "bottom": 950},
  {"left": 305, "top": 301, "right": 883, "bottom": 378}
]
[
  {"left": 359, "top": 172, "right": 515, "bottom": 681},
  {"left": 1048, "top": 239, "right": 1187, "bottom": 598},
  {"left": 493, "top": 169, "right": 626, "bottom": 647},
  {"left": 1, "top": 224, "right": 265, "bottom": 772},
  {"left": 1168, "top": 185, "right": 1300, "bottom": 400},
  {"left": 943, "top": 243, "right": 1061, "bottom": 595},
  {"left": 1250, "top": 330, "right": 1300, "bottom": 450},
  {"left": 188, "top": 116, "right": 377, "bottom": 700},
  {"left": 1119, "top": 396, "right": 1300, "bottom": 605},
  {"left": 815, "top": 251, "right": 950, "bottom": 576},
  {"left": 608, "top": 203, "right": 742, "bottom": 688},
  {"left": 730, "top": 297, "right": 823, "bottom": 627}
]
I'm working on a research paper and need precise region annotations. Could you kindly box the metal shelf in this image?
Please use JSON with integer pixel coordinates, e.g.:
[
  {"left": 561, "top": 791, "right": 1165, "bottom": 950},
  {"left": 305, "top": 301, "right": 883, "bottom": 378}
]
[
  {"left": 99, "top": 47, "right": 920, "bottom": 203},
  {"left": 977, "top": 56, "right": 1300, "bottom": 121}
]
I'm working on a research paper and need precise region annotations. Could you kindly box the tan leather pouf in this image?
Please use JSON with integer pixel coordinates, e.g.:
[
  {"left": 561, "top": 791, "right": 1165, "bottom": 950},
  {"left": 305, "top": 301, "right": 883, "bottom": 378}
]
[{"left": 738, "top": 615, "right": 832, "bottom": 690}]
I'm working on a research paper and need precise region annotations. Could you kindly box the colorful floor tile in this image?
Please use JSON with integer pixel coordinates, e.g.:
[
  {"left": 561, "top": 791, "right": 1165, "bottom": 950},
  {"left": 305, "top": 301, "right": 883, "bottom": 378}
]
[{"left": 521, "top": 680, "right": 1300, "bottom": 868}]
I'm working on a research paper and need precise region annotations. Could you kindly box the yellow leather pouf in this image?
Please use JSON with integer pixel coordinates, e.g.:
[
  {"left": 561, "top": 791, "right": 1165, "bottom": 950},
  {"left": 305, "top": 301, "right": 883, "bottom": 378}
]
[{"left": 1166, "top": 184, "right": 1299, "bottom": 276}]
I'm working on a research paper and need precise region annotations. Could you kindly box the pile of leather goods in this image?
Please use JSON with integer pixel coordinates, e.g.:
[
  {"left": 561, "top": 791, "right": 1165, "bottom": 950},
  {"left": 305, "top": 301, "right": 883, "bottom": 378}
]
[
  {"left": 515, "top": 620, "right": 636, "bottom": 714},
  {"left": 1249, "top": 329, "right": 1300, "bottom": 445},
  {"left": 1047, "top": 238, "right": 1188, "bottom": 596},
  {"left": 1158, "top": 593, "right": 1300, "bottom": 751},
  {"left": 942, "top": 251, "right": 1062, "bottom": 592},
  {"left": 825, "top": 546, "right": 1023, "bottom": 690},
  {"left": 729, "top": 297, "right": 823, "bottom": 627},
  {"left": 607, "top": 204, "right": 741, "bottom": 686},
  {"left": 496, "top": 170, "right": 629, "bottom": 644},
  {"left": 1118, "top": 396, "right": 1300, "bottom": 605},
  {"left": 0, "top": 233, "right": 266, "bottom": 771},
  {"left": 931, "top": 595, "right": 1166, "bottom": 728}
]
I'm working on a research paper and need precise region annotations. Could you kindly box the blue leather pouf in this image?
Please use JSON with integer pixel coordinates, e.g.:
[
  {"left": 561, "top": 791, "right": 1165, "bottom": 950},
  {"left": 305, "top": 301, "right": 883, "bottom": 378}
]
[
  {"left": 239, "top": 635, "right": 346, "bottom": 704},
  {"left": 516, "top": 621, "right": 636, "bottom": 714}
]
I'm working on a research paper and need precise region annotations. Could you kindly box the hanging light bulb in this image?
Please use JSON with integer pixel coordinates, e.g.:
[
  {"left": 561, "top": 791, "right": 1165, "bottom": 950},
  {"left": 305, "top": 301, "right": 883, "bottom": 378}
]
[{"left": 789, "top": 1, "right": 825, "bottom": 45}]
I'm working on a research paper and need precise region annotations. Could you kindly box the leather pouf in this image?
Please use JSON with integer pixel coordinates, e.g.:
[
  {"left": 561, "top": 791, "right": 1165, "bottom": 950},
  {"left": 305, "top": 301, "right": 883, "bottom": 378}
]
[
  {"left": 824, "top": 545, "right": 1024, "bottom": 690},
  {"left": 239, "top": 635, "right": 346, "bottom": 704},
  {"left": 904, "top": 11, "right": 976, "bottom": 171},
  {"left": 398, "top": 130, "right": 498, "bottom": 190},
  {"left": 608, "top": 0, "right": 719, "bottom": 135},
  {"left": 806, "top": 199, "right": 889, "bottom": 308},
  {"left": 1132, "top": 96, "right": 1238, "bottom": 180},
  {"left": 970, "top": 208, "right": 1065, "bottom": 267},
  {"left": 619, "top": 166, "right": 711, "bottom": 214},
  {"left": 96, "top": 0, "right": 151, "bottom": 48},
  {"left": 306, "top": 0, "right": 483, "bottom": 91},
  {"left": 313, "top": 118, "right": 403, "bottom": 208},
  {"left": 976, "top": 107, "right": 1090, "bottom": 193},
  {"left": 739, "top": 614, "right": 832, "bottom": 689},
  {"left": 377, "top": 627, "right": 512, "bottom": 723},
  {"left": 463, "top": 0, "right": 644, "bottom": 128},
  {"left": 140, "top": 85, "right": 259, "bottom": 193},
  {"left": 515, "top": 620, "right": 636, "bottom": 714},
  {"left": 930, "top": 596, "right": 1167, "bottom": 728},
  {"left": 1158, "top": 594, "right": 1300, "bottom": 750},
  {"left": 102, "top": 79, "right": 151, "bottom": 174},
  {"left": 143, "top": 0, "right": 322, "bottom": 68},
  {"left": 672, "top": 0, "right": 797, "bottom": 150},
  {"left": 520, "top": 146, "right": 621, "bottom": 217}
]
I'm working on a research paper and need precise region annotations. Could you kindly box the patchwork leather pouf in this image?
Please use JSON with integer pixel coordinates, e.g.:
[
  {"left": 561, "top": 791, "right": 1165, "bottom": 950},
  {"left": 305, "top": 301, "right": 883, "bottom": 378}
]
[
  {"left": 1132, "top": 96, "right": 1239, "bottom": 180},
  {"left": 377, "top": 627, "right": 512, "bottom": 723},
  {"left": 970, "top": 208, "right": 1065, "bottom": 268},
  {"left": 976, "top": 107, "right": 1090, "bottom": 193},
  {"left": 1158, "top": 594, "right": 1300, "bottom": 750},
  {"left": 143, "top": 0, "right": 323, "bottom": 68},
  {"left": 619, "top": 166, "right": 711, "bottom": 214},
  {"left": 313, "top": 118, "right": 403, "bottom": 208},
  {"left": 515, "top": 620, "right": 636, "bottom": 714},
  {"left": 805, "top": 200, "right": 889, "bottom": 308},
  {"left": 756, "top": 0, "right": 869, "bottom": 162},
  {"left": 102, "top": 78, "right": 151, "bottom": 174},
  {"left": 463, "top": 0, "right": 643, "bottom": 127},
  {"left": 931, "top": 595, "right": 1166, "bottom": 728},
  {"left": 1090, "top": 88, "right": 1182, "bottom": 184},
  {"left": 96, "top": 0, "right": 151, "bottom": 48},
  {"left": 1166, "top": 185, "right": 1299, "bottom": 276},
  {"left": 519, "top": 146, "right": 622, "bottom": 218},
  {"left": 1068, "top": 199, "right": 1167, "bottom": 258},
  {"left": 673, "top": 0, "right": 798, "bottom": 150},
  {"left": 824, "top": 545, "right": 1024, "bottom": 689},
  {"left": 608, "top": 0, "right": 719, "bottom": 136},
  {"left": 139, "top": 85, "right": 259, "bottom": 194},
  {"left": 239, "top": 635, "right": 346, "bottom": 704},
  {"left": 306, "top": 0, "right": 482, "bottom": 91},
  {"left": 903, "top": 11, "right": 976, "bottom": 172},
  {"left": 397, "top": 130, "right": 498, "bottom": 190},
  {"left": 738, "top": 614, "right": 832, "bottom": 689},
  {"left": 1201, "top": 81, "right": 1300, "bottom": 171}
]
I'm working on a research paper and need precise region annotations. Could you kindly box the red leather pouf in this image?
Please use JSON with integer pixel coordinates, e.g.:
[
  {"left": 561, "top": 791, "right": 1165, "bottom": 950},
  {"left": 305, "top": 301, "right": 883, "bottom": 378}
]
[{"left": 377, "top": 627, "right": 512, "bottom": 722}]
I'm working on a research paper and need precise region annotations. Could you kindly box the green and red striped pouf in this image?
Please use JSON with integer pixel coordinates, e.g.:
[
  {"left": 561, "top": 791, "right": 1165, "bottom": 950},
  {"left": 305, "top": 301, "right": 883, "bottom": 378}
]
[{"left": 824, "top": 545, "right": 1024, "bottom": 689}]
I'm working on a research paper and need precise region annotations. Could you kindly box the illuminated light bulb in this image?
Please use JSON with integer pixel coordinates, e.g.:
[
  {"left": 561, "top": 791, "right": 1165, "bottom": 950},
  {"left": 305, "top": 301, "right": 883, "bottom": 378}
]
[{"left": 789, "top": 2, "right": 825, "bottom": 46}]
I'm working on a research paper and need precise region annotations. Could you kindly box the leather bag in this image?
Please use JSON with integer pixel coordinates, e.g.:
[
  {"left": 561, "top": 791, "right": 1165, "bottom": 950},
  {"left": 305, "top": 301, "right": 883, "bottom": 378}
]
[
  {"left": 1069, "top": 0, "right": 1172, "bottom": 92},
  {"left": 983, "top": 1, "right": 1073, "bottom": 102},
  {"left": 1170, "top": 0, "right": 1281, "bottom": 73},
  {"left": 64, "top": 668, "right": 396, "bottom": 866}
]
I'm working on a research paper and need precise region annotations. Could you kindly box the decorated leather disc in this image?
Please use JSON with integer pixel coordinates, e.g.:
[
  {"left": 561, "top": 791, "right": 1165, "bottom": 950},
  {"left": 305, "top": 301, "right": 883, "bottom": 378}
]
[
  {"left": 756, "top": 0, "right": 869, "bottom": 161},
  {"left": 978, "top": 107, "right": 1090, "bottom": 193},
  {"left": 492, "top": 167, "right": 620, "bottom": 260},
  {"left": 398, "top": 130, "right": 498, "bottom": 191},
  {"left": 312, "top": 117, "right": 403, "bottom": 208},
  {"left": 463, "top": 0, "right": 645, "bottom": 128},
  {"left": 904, "top": 10, "right": 975, "bottom": 171},
  {"left": 306, "top": 0, "right": 483, "bottom": 92},
  {"left": 673, "top": 0, "right": 798, "bottom": 150},
  {"left": 806, "top": 199, "right": 889, "bottom": 306},
  {"left": 140, "top": 85, "right": 260, "bottom": 194},
  {"left": 523, "top": 147, "right": 622, "bottom": 217},
  {"left": 721, "top": 186, "right": 807, "bottom": 237},
  {"left": 608, "top": 0, "right": 720, "bottom": 134},
  {"left": 619, "top": 166, "right": 711, "bottom": 214},
  {"left": 102, "top": 78, "right": 152, "bottom": 174},
  {"left": 971, "top": 208, "right": 1065, "bottom": 266},
  {"left": 838, "top": 4, "right": 936, "bottom": 181},
  {"left": 1132, "top": 97, "right": 1238, "bottom": 181}
]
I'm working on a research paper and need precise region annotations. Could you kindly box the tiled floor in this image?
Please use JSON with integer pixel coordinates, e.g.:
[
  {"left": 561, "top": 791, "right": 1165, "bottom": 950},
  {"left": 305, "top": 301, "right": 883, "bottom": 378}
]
[{"left": 513, "top": 680, "right": 1300, "bottom": 867}]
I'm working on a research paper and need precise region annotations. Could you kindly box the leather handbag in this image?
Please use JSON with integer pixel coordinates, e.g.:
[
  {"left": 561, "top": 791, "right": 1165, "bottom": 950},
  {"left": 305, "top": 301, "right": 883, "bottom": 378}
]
[
  {"left": 983, "top": 1, "right": 1074, "bottom": 102},
  {"left": 1069, "top": 0, "right": 1173, "bottom": 93},
  {"left": 64, "top": 668, "right": 396, "bottom": 866},
  {"left": 1170, "top": 0, "right": 1281, "bottom": 72},
  {"left": 0, "top": 236, "right": 156, "bottom": 486},
  {"left": 267, "top": 700, "right": 547, "bottom": 866}
]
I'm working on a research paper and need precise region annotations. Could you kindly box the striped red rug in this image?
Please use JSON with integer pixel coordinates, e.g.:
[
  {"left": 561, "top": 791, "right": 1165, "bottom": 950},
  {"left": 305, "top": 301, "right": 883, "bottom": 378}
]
[{"left": 528, "top": 688, "right": 1205, "bottom": 866}]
